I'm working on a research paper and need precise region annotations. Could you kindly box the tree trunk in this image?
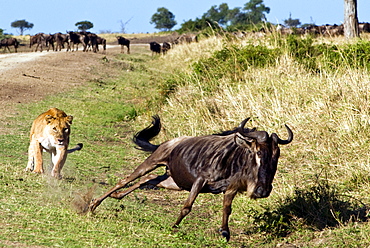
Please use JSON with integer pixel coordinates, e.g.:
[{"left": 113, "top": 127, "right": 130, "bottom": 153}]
[{"left": 344, "top": 0, "right": 359, "bottom": 38}]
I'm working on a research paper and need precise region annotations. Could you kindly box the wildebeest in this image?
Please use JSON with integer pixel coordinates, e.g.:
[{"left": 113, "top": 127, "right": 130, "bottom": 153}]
[
  {"left": 53, "top": 32, "right": 70, "bottom": 51},
  {"left": 162, "top": 42, "right": 171, "bottom": 55},
  {"left": 89, "top": 116, "right": 293, "bottom": 241},
  {"left": 68, "top": 31, "right": 89, "bottom": 52},
  {"left": 44, "top": 34, "right": 55, "bottom": 51},
  {"left": 96, "top": 36, "right": 106, "bottom": 52},
  {"left": 116, "top": 36, "right": 130, "bottom": 54},
  {"left": 149, "top": 41, "right": 161, "bottom": 55},
  {"left": 85, "top": 32, "right": 98, "bottom": 53},
  {"left": 30, "top": 33, "right": 46, "bottom": 52},
  {"left": 0, "top": 38, "right": 19, "bottom": 53},
  {"left": 359, "top": 22, "right": 370, "bottom": 33},
  {"left": 173, "top": 33, "right": 198, "bottom": 44}
]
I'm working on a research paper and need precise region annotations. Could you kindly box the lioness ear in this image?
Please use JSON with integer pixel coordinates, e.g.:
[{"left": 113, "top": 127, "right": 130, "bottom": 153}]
[
  {"left": 45, "top": 114, "right": 54, "bottom": 124},
  {"left": 66, "top": 115, "right": 73, "bottom": 125},
  {"left": 234, "top": 132, "right": 254, "bottom": 149}
]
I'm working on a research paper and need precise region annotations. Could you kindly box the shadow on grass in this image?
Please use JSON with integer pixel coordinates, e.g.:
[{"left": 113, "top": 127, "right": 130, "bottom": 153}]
[{"left": 245, "top": 176, "right": 369, "bottom": 237}]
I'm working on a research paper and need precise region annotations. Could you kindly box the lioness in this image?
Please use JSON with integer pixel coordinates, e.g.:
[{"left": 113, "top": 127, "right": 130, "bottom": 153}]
[{"left": 25, "top": 108, "right": 83, "bottom": 179}]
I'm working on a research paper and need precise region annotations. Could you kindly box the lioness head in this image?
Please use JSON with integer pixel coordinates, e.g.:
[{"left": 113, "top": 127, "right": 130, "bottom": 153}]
[{"left": 44, "top": 108, "right": 73, "bottom": 147}]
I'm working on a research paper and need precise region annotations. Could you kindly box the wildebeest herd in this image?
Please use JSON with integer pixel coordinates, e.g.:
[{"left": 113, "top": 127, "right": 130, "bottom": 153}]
[
  {"left": 28, "top": 31, "right": 107, "bottom": 53},
  {"left": 234, "top": 22, "right": 370, "bottom": 37},
  {"left": 0, "top": 32, "right": 199, "bottom": 55}
]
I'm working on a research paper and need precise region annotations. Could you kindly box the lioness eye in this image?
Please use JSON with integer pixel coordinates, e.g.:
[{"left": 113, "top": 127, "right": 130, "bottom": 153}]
[{"left": 53, "top": 127, "right": 57, "bottom": 132}]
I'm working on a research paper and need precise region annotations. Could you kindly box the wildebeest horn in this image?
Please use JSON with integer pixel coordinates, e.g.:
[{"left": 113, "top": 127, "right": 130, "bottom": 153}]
[
  {"left": 237, "top": 118, "right": 268, "bottom": 143},
  {"left": 238, "top": 117, "right": 250, "bottom": 131},
  {"left": 271, "top": 124, "right": 293, "bottom": 145}
]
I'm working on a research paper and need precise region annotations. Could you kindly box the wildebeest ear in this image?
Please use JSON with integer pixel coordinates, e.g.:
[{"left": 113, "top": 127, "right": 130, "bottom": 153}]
[
  {"left": 66, "top": 115, "right": 73, "bottom": 125},
  {"left": 234, "top": 132, "right": 254, "bottom": 148},
  {"left": 45, "top": 114, "right": 54, "bottom": 123}
]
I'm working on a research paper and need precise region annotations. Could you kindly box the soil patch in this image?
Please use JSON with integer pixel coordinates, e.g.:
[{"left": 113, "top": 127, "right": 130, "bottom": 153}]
[{"left": 0, "top": 45, "right": 126, "bottom": 134}]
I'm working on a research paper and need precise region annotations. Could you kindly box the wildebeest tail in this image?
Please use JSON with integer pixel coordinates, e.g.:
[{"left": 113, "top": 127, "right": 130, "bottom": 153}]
[
  {"left": 133, "top": 115, "right": 161, "bottom": 152},
  {"left": 67, "top": 143, "right": 83, "bottom": 153}
]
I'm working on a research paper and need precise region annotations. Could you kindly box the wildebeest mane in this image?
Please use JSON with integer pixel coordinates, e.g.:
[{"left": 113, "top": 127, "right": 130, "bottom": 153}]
[{"left": 213, "top": 127, "right": 256, "bottom": 136}]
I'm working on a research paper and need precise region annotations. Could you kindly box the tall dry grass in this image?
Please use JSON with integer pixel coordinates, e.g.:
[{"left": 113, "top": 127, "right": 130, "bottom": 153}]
[{"left": 151, "top": 33, "right": 370, "bottom": 208}]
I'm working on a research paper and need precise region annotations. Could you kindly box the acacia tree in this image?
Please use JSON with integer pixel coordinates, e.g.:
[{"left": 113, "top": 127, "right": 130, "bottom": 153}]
[
  {"left": 344, "top": 0, "right": 359, "bottom": 38},
  {"left": 150, "top": 7, "right": 177, "bottom": 31},
  {"left": 11, "top": 19, "right": 34, "bottom": 35},
  {"left": 284, "top": 13, "right": 301, "bottom": 28},
  {"left": 75, "top": 21, "right": 94, "bottom": 31}
]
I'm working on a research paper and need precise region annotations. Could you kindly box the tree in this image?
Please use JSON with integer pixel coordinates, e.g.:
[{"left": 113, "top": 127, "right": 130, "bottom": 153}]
[
  {"left": 225, "top": 0, "right": 270, "bottom": 30},
  {"left": 178, "top": 17, "right": 220, "bottom": 33},
  {"left": 119, "top": 17, "right": 133, "bottom": 33},
  {"left": 344, "top": 0, "right": 359, "bottom": 38},
  {"left": 242, "top": 0, "right": 270, "bottom": 24},
  {"left": 202, "top": 3, "right": 231, "bottom": 27},
  {"left": 10, "top": 19, "right": 34, "bottom": 35},
  {"left": 75, "top": 21, "right": 94, "bottom": 31},
  {"left": 284, "top": 13, "right": 301, "bottom": 28},
  {"left": 150, "top": 7, "right": 177, "bottom": 31}
]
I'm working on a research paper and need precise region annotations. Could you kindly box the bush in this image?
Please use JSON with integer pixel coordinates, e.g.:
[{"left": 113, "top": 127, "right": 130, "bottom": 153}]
[
  {"left": 192, "top": 44, "right": 280, "bottom": 91},
  {"left": 285, "top": 35, "right": 370, "bottom": 72}
]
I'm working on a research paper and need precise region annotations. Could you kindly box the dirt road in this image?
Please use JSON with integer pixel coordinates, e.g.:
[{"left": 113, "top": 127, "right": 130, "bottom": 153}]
[{"left": 0, "top": 46, "right": 122, "bottom": 134}]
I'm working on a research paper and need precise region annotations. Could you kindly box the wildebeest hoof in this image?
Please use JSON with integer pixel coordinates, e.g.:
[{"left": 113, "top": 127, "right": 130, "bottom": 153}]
[
  {"left": 89, "top": 199, "right": 99, "bottom": 212},
  {"left": 219, "top": 228, "right": 230, "bottom": 241}
]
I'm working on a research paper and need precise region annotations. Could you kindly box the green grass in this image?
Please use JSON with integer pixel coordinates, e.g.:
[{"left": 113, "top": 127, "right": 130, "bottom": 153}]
[{"left": 1, "top": 34, "right": 370, "bottom": 247}]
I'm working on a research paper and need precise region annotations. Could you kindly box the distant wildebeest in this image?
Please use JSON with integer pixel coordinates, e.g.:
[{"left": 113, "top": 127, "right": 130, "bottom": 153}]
[
  {"left": 173, "top": 33, "right": 198, "bottom": 44},
  {"left": 44, "top": 34, "right": 55, "bottom": 51},
  {"left": 53, "top": 32, "right": 70, "bottom": 51},
  {"left": 89, "top": 116, "right": 293, "bottom": 241},
  {"left": 359, "top": 22, "right": 370, "bottom": 33},
  {"left": 116, "top": 36, "right": 130, "bottom": 54},
  {"left": 68, "top": 31, "right": 89, "bottom": 52},
  {"left": 149, "top": 41, "right": 161, "bottom": 55},
  {"left": 30, "top": 33, "right": 46, "bottom": 52},
  {"left": 86, "top": 34, "right": 106, "bottom": 53},
  {"left": 324, "top": 24, "right": 344, "bottom": 36},
  {"left": 162, "top": 42, "right": 171, "bottom": 55},
  {"left": 85, "top": 32, "right": 98, "bottom": 53},
  {"left": 96, "top": 36, "right": 106, "bottom": 52},
  {"left": 0, "top": 37, "right": 19, "bottom": 53}
]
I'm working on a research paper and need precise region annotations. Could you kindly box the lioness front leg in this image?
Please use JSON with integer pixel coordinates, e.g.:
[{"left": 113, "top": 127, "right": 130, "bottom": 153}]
[
  {"left": 51, "top": 149, "right": 67, "bottom": 179},
  {"left": 26, "top": 140, "right": 44, "bottom": 174}
]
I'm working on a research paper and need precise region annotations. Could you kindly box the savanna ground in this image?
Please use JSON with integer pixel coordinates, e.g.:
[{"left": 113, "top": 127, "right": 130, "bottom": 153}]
[{"left": 1, "top": 32, "right": 370, "bottom": 247}]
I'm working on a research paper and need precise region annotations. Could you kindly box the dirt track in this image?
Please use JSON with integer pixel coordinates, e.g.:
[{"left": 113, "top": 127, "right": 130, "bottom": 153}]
[{"left": 0, "top": 45, "right": 123, "bottom": 134}]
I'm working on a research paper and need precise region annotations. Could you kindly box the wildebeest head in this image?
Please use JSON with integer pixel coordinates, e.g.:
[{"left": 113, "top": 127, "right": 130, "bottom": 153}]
[{"left": 233, "top": 118, "right": 293, "bottom": 199}]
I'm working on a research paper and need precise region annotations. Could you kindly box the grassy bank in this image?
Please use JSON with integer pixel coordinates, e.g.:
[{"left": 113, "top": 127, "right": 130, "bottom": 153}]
[{"left": 1, "top": 33, "right": 370, "bottom": 247}]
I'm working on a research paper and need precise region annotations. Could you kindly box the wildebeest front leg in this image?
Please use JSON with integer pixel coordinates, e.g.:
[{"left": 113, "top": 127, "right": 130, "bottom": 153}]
[
  {"left": 220, "top": 189, "right": 238, "bottom": 241},
  {"left": 110, "top": 174, "right": 181, "bottom": 199},
  {"left": 173, "top": 177, "right": 207, "bottom": 228},
  {"left": 89, "top": 159, "right": 164, "bottom": 212}
]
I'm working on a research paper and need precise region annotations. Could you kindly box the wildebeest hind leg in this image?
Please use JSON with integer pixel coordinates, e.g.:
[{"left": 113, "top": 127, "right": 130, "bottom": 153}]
[
  {"left": 89, "top": 160, "right": 164, "bottom": 212},
  {"left": 110, "top": 174, "right": 180, "bottom": 199}
]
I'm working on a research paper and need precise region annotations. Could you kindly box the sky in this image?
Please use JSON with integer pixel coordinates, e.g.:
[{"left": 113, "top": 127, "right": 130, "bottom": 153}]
[{"left": 1, "top": 0, "right": 369, "bottom": 35}]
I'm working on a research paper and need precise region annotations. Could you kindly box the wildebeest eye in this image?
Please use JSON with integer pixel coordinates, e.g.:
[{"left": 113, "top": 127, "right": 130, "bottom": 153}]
[
  {"left": 257, "top": 151, "right": 262, "bottom": 156},
  {"left": 64, "top": 128, "right": 69, "bottom": 133}
]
